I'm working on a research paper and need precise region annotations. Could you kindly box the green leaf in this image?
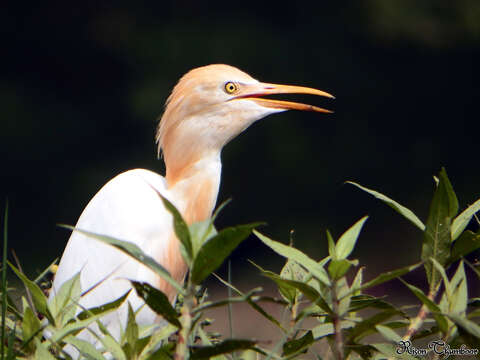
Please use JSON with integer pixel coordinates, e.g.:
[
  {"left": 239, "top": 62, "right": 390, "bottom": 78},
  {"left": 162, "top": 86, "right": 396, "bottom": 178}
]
[
  {"left": 63, "top": 226, "right": 185, "bottom": 295},
  {"left": 448, "top": 261, "right": 468, "bottom": 315},
  {"left": 254, "top": 230, "right": 330, "bottom": 286},
  {"left": 450, "top": 230, "right": 480, "bottom": 263},
  {"left": 131, "top": 281, "right": 181, "bottom": 328},
  {"left": 8, "top": 262, "right": 54, "bottom": 324},
  {"left": 311, "top": 321, "right": 355, "bottom": 339},
  {"left": 64, "top": 336, "right": 106, "bottom": 360},
  {"left": 328, "top": 259, "right": 353, "bottom": 280},
  {"left": 446, "top": 313, "right": 480, "bottom": 338},
  {"left": 138, "top": 324, "right": 177, "bottom": 357},
  {"left": 21, "top": 299, "right": 41, "bottom": 353},
  {"left": 77, "top": 290, "right": 130, "bottom": 320},
  {"left": 34, "top": 338, "right": 57, "bottom": 360},
  {"left": 422, "top": 168, "right": 458, "bottom": 288},
  {"left": 375, "top": 324, "right": 401, "bottom": 343},
  {"left": 346, "top": 309, "right": 404, "bottom": 342},
  {"left": 280, "top": 259, "right": 307, "bottom": 283},
  {"left": 191, "top": 223, "right": 261, "bottom": 284},
  {"left": 399, "top": 279, "right": 449, "bottom": 334},
  {"left": 48, "top": 272, "right": 81, "bottom": 326},
  {"left": 351, "top": 267, "right": 364, "bottom": 296},
  {"left": 156, "top": 192, "right": 193, "bottom": 263},
  {"left": 190, "top": 339, "right": 256, "bottom": 360},
  {"left": 348, "top": 262, "right": 422, "bottom": 296},
  {"left": 276, "top": 278, "right": 332, "bottom": 315},
  {"left": 430, "top": 258, "right": 452, "bottom": 300},
  {"left": 251, "top": 262, "right": 332, "bottom": 315},
  {"left": 349, "top": 295, "right": 402, "bottom": 313},
  {"left": 190, "top": 220, "right": 217, "bottom": 260},
  {"left": 326, "top": 230, "right": 336, "bottom": 259},
  {"left": 124, "top": 303, "right": 138, "bottom": 356},
  {"left": 98, "top": 334, "right": 126, "bottom": 360},
  {"left": 335, "top": 216, "right": 368, "bottom": 259},
  {"left": 372, "top": 343, "right": 420, "bottom": 360},
  {"left": 48, "top": 311, "right": 114, "bottom": 343},
  {"left": 282, "top": 330, "right": 314, "bottom": 356},
  {"left": 452, "top": 198, "right": 480, "bottom": 240},
  {"left": 346, "top": 181, "right": 425, "bottom": 231},
  {"left": 279, "top": 259, "right": 307, "bottom": 303}
]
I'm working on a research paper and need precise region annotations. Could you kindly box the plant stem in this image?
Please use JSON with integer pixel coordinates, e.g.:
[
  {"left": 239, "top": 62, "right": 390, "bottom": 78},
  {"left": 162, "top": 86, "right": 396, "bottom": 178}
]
[
  {"left": 331, "top": 281, "right": 344, "bottom": 360},
  {"left": 175, "top": 283, "right": 195, "bottom": 360},
  {"left": 402, "top": 288, "right": 437, "bottom": 341}
]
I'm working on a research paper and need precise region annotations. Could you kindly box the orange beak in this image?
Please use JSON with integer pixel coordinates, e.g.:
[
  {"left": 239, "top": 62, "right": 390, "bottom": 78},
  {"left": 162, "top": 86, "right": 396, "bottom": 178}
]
[{"left": 232, "top": 82, "right": 334, "bottom": 113}]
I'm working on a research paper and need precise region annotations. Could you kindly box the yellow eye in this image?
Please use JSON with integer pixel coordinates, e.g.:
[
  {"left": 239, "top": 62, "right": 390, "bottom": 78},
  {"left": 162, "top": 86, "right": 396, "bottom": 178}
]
[{"left": 224, "top": 82, "right": 238, "bottom": 94}]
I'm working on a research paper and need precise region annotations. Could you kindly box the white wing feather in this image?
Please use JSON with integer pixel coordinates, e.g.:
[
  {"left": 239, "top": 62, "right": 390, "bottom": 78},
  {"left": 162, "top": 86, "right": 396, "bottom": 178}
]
[{"left": 50, "top": 168, "right": 177, "bottom": 340}]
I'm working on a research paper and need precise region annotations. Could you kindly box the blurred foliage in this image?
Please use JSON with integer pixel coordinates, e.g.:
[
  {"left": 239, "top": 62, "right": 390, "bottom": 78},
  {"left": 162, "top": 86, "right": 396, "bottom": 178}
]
[{"left": 1, "top": 1, "right": 480, "bottom": 277}]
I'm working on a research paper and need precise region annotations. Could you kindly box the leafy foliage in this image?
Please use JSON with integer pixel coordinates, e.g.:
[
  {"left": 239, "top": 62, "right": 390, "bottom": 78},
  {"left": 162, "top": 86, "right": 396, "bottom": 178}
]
[{"left": 1, "top": 168, "right": 480, "bottom": 359}]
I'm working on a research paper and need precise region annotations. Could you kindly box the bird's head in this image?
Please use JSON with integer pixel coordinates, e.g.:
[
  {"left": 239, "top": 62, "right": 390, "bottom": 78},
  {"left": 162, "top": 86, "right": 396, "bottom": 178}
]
[{"left": 157, "top": 64, "right": 333, "bottom": 183}]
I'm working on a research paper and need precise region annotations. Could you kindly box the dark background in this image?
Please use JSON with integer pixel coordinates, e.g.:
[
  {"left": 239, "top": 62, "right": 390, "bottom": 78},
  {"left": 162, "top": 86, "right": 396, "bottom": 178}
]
[{"left": 3, "top": 1, "right": 480, "bottom": 285}]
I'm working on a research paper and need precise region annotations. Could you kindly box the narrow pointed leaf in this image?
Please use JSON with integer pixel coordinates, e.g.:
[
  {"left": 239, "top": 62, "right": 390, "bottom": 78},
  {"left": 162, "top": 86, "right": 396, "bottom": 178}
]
[
  {"left": 64, "top": 336, "right": 106, "bottom": 360},
  {"left": 372, "top": 343, "right": 419, "bottom": 360},
  {"left": 446, "top": 313, "right": 480, "bottom": 338},
  {"left": 48, "top": 272, "right": 81, "bottom": 326},
  {"left": 263, "top": 272, "right": 332, "bottom": 314},
  {"left": 279, "top": 259, "right": 306, "bottom": 302},
  {"left": 8, "top": 262, "right": 54, "bottom": 323},
  {"left": 326, "top": 230, "right": 336, "bottom": 259},
  {"left": 450, "top": 230, "right": 480, "bottom": 263},
  {"left": 336, "top": 216, "right": 368, "bottom": 259},
  {"left": 77, "top": 290, "right": 130, "bottom": 320},
  {"left": 311, "top": 320, "right": 355, "bottom": 339},
  {"left": 34, "top": 338, "right": 57, "bottom": 360},
  {"left": 191, "top": 223, "right": 262, "bottom": 284},
  {"left": 254, "top": 230, "right": 330, "bottom": 286},
  {"left": 191, "top": 339, "right": 256, "bottom": 359},
  {"left": 351, "top": 267, "right": 364, "bottom": 296},
  {"left": 422, "top": 168, "right": 458, "bottom": 288},
  {"left": 328, "top": 259, "right": 353, "bottom": 280},
  {"left": 98, "top": 334, "right": 126, "bottom": 360},
  {"left": 348, "top": 262, "right": 422, "bottom": 296},
  {"left": 22, "top": 301, "right": 41, "bottom": 353},
  {"left": 49, "top": 311, "right": 118, "bottom": 343},
  {"left": 125, "top": 303, "right": 138, "bottom": 353},
  {"left": 347, "top": 309, "right": 403, "bottom": 341},
  {"left": 349, "top": 295, "right": 401, "bottom": 313},
  {"left": 190, "top": 220, "right": 217, "bottom": 259},
  {"left": 346, "top": 181, "right": 425, "bottom": 230},
  {"left": 430, "top": 258, "right": 451, "bottom": 300},
  {"left": 156, "top": 193, "right": 192, "bottom": 262},
  {"left": 63, "top": 226, "right": 185, "bottom": 295},
  {"left": 131, "top": 281, "right": 181, "bottom": 328},
  {"left": 282, "top": 330, "right": 314, "bottom": 356},
  {"left": 375, "top": 324, "right": 402, "bottom": 343},
  {"left": 449, "top": 261, "right": 468, "bottom": 314},
  {"left": 452, "top": 198, "right": 480, "bottom": 240},
  {"left": 250, "top": 259, "right": 331, "bottom": 314},
  {"left": 400, "top": 279, "right": 448, "bottom": 334}
]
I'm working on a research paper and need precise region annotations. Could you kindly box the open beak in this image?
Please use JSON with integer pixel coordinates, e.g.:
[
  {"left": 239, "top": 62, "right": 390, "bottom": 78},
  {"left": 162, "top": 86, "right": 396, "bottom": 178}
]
[{"left": 233, "top": 82, "right": 334, "bottom": 113}]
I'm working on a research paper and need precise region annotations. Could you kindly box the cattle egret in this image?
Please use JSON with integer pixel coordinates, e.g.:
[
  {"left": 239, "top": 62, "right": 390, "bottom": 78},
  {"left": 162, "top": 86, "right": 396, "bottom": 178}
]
[{"left": 50, "top": 64, "right": 333, "bottom": 346}]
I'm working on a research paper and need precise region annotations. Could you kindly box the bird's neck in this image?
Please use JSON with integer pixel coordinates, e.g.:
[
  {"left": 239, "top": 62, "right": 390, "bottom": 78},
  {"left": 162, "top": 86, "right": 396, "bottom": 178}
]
[{"left": 166, "top": 152, "right": 222, "bottom": 224}]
